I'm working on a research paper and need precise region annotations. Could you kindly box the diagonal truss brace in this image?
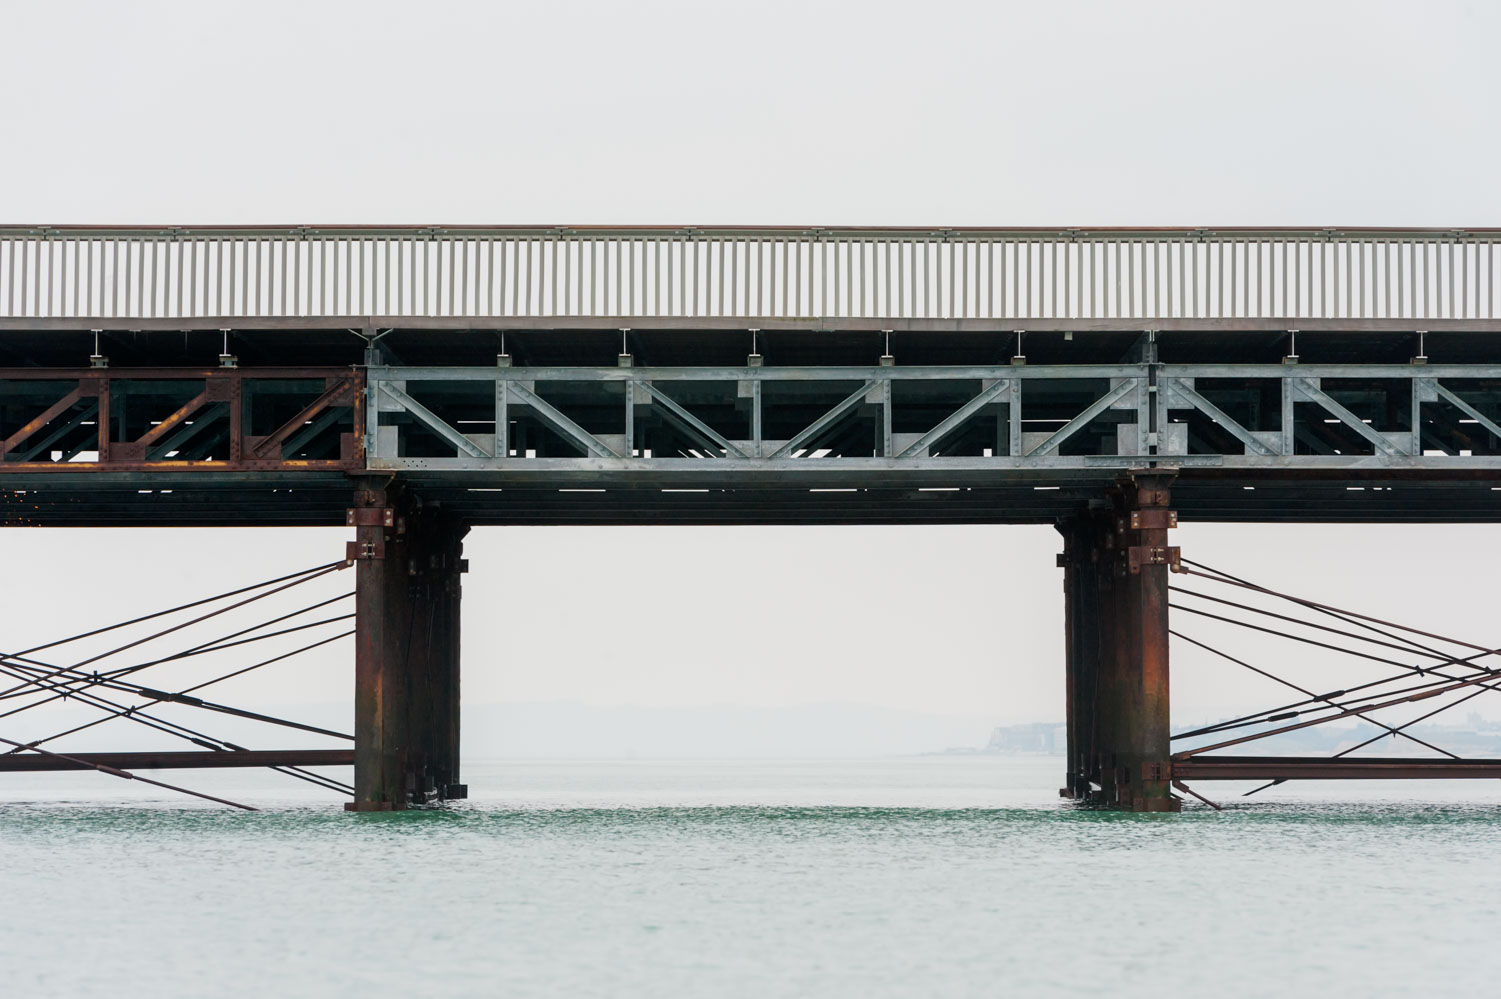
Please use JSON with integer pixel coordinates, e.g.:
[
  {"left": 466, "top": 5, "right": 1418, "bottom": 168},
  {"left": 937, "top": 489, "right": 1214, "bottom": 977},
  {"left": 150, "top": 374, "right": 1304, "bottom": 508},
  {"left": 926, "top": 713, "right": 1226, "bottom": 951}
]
[
  {"left": 506, "top": 381, "right": 621, "bottom": 458},
  {"left": 1164, "top": 378, "right": 1278, "bottom": 456},
  {"left": 150, "top": 402, "right": 229, "bottom": 460},
  {"left": 769, "top": 380, "right": 880, "bottom": 459},
  {"left": 135, "top": 389, "right": 211, "bottom": 449},
  {"left": 281, "top": 407, "right": 346, "bottom": 457},
  {"left": 1027, "top": 379, "right": 1136, "bottom": 457},
  {"left": 357, "top": 362, "right": 1501, "bottom": 471},
  {"left": 1291, "top": 377, "right": 1406, "bottom": 456},
  {"left": 12, "top": 399, "right": 99, "bottom": 462},
  {"left": 380, "top": 383, "right": 490, "bottom": 458},
  {"left": 636, "top": 381, "right": 748, "bottom": 458},
  {"left": 1, "top": 385, "right": 86, "bottom": 457},
  {"left": 249, "top": 377, "right": 357, "bottom": 459},
  {"left": 1430, "top": 380, "right": 1501, "bottom": 442},
  {"left": 898, "top": 378, "right": 1012, "bottom": 458}
]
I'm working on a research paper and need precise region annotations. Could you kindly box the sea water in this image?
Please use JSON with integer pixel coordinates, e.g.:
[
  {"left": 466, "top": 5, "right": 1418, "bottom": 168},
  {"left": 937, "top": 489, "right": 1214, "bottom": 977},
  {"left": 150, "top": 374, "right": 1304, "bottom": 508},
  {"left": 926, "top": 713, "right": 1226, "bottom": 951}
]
[{"left": 2, "top": 757, "right": 1498, "bottom": 998}]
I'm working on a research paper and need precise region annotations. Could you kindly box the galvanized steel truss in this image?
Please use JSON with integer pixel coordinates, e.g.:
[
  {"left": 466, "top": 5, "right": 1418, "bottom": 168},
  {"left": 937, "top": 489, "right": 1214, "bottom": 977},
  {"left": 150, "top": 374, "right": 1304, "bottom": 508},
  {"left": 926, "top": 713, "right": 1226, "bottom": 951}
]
[{"left": 364, "top": 362, "right": 1501, "bottom": 474}]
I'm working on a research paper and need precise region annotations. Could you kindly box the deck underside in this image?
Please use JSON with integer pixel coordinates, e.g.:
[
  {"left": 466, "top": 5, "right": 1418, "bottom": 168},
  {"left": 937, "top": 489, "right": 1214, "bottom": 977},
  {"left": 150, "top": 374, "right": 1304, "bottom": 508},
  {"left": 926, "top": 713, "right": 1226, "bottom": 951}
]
[
  {"left": 3, "top": 467, "right": 1501, "bottom": 527},
  {"left": 1, "top": 317, "right": 1499, "bottom": 526}
]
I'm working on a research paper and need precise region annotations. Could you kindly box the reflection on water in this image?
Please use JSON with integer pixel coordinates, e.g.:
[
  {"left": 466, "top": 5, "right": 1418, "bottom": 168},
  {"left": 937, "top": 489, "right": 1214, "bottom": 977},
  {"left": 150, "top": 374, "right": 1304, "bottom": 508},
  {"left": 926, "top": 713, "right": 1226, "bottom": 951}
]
[{"left": 2, "top": 757, "right": 1498, "bottom": 998}]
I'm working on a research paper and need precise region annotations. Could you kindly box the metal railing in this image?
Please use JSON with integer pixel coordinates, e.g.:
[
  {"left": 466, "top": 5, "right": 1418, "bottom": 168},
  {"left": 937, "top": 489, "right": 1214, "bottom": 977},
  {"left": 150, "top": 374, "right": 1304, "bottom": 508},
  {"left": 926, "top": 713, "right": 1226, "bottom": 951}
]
[{"left": 1, "top": 226, "right": 1497, "bottom": 322}]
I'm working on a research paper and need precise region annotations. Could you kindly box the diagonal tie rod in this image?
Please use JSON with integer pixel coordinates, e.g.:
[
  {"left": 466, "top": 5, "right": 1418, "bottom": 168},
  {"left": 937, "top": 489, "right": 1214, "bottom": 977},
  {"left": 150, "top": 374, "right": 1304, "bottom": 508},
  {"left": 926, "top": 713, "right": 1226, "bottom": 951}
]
[
  {"left": 0, "top": 612, "right": 354, "bottom": 713},
  {"left": 5, "top": 560, "right": 345, "bottom": 661},
  {"left": 0, "top": 661, "right": 351, "bottom": 795},
  {"left": 1172, "top": 629, "right": 1458, "bottom": 758},
  {"left": 0, "top": 734, "right": 257, "bottom": 811},
  {"left": 0, "top": 562, "right": 348, "bottom": 701}
]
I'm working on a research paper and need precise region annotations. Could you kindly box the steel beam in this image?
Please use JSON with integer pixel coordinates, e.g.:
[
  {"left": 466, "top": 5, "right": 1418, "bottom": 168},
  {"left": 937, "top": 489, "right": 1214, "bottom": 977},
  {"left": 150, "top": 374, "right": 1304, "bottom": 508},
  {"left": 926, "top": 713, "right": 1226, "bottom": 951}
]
[
  {"left": 0, "top": 385, "right": 85, "bottom": 457},
  {"left": 1432, "top": 382, "right": 1501, "bottom": 442},
  {"left": 1173, "top": 757, "right": 1501, "bottom": 780},
  {"left": 1027, "top": 380, "right": 1136, "bottom": 457},
  {"left": 897, "top": 378, "right": 1010, "bottom": 458},
  {"left": 378, "top": 382, "right": 489, "bottom": 458},
  {"left": 1291, "top": 378, "right": 1406, "bottom": 456},
  {"left": 636, "top": 381, "right": 748, "bottom": 458},
  {"left": 0, "top": 749, "right": 353, "bottom": 772},
  {"left": 768, "top": 380, "right": 880, "bottom": 459},
  {"left": 506, "top": 381, "right": 619, "bottom": 458},
  {"left": 0, "top": 367, "right": 360, "bottom": 472},
  {"left": 1164, "top": 378, "right": 1278, "bottom": 456}
]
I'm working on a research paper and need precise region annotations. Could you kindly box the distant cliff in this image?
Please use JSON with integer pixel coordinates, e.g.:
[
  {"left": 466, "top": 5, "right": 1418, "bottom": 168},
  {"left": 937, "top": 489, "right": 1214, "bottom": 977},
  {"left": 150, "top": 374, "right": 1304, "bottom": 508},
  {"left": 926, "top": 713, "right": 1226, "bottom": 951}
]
[
  {"left": 975, "top": 713, "right": 1501, "bottom": 756},
  {"left": 982, "top": 723, "right": 1068, "bottom": 754}
]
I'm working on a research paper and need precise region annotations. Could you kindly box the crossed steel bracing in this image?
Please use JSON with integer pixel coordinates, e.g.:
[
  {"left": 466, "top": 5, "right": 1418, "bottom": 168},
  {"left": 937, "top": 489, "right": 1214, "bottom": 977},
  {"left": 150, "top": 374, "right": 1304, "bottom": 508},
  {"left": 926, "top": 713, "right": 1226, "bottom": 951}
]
[
  {"left": 0, "top": 561, "right": 356, "bottom": 810},
  {"left": 1167, "top": 558, "right": 1501, "bottom": 806}
]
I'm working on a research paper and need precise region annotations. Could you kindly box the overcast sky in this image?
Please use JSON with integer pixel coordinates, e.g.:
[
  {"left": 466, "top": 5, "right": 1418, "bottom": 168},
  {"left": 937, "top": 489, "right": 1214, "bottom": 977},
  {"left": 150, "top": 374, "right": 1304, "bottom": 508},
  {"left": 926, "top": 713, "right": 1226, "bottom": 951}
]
[{"left": 4, "top": 1, "right": 1501, "bottom": 750}]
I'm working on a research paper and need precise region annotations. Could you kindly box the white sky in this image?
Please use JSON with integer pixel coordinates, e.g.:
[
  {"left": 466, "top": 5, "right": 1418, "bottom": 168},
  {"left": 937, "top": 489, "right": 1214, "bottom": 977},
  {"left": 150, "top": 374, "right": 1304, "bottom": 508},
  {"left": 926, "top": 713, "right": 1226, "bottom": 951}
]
[
  {"left": 4, "top": 1, "right": 1501, "bottom": 742},
  {"left": 6, "top": 0, "right": 1498, "bottom": 226}
]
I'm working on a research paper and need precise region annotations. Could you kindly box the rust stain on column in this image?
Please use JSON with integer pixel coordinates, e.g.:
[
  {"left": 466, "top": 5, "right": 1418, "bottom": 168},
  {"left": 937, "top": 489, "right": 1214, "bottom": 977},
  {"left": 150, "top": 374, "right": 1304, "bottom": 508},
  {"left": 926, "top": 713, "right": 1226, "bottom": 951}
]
[
  {"left": 347, "top": 477, "right": 468, "bottom": 811},
  {"left": 1119, "top": 470, "right": 1179, "bottom": 812}
]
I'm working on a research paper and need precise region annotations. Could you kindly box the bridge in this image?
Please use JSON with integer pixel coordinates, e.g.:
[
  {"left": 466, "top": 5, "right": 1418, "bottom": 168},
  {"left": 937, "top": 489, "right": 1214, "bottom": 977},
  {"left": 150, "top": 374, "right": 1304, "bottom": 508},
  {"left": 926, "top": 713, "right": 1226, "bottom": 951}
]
[{"left": 2, "top": 224, "right": 1499, "bottom": 811}]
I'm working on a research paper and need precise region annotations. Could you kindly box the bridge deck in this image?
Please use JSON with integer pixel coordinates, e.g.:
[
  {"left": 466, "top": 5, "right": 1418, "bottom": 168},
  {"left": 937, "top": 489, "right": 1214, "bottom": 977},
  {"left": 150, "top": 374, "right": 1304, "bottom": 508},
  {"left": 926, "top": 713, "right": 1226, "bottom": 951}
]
[{"left": 2, "top": 225, "right": 1498, "bottom": 528}]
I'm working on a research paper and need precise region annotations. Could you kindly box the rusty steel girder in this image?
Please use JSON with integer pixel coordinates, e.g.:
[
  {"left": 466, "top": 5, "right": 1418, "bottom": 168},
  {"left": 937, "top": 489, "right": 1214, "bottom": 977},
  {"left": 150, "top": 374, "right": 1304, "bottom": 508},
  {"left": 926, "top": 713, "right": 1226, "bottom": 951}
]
[
  {"left": 1173, "top": 757, "right": 1501, "bottom": 780},
  {"left": 0, "top": 749, "right": 355, "bottom": 772},
  {"left": 0, "top": 366, "right": 363, "bottom": 472}
]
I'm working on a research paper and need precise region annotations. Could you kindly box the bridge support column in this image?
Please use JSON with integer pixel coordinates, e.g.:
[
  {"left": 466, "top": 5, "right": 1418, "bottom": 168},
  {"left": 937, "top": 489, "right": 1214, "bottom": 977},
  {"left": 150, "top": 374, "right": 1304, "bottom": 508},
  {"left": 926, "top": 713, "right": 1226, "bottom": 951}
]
[
  {"left": 1057, "top": 515, "right": 1100, "bottom": 800},
  {"left": 1058, "top": 470, "right": 1179, "bottom": 812},
  {"left": 347, "top": 478, "right": 469, "bottom": 811}
]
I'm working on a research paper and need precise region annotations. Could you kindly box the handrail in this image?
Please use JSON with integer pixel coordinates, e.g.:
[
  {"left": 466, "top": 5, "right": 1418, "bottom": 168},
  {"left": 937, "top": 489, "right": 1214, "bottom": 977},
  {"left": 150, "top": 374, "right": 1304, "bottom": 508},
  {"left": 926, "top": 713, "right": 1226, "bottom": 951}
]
[{"left": 2, "top": 225, "right": 1496, "bottom": 321}]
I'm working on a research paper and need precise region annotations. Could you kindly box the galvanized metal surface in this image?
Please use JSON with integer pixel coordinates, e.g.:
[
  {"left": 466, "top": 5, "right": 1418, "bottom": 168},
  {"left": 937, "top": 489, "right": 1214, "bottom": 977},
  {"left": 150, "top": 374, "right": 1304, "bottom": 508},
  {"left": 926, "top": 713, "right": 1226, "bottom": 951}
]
[
  {"left": 363, "top": 361, "right": 1501, "bottom": 473},
  {"left": 3, "top": 225, "right": 1497, "bottom": 322}
]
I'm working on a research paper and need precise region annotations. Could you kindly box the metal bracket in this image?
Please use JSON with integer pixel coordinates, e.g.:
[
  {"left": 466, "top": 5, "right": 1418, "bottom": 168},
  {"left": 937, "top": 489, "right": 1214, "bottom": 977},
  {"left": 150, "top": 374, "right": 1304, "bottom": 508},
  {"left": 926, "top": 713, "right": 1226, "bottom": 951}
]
[
  {"left": 1143, "top": 761, "right": 1171, "bottom": 782},
  {"left": 345, "top": 539, "right": 386, "bottom": 562},
  {"left": 1128, "top": 545, "right": 1181, "bottom": 574},
  {"left": 1129, "top": 509, "right": 1178, "bottom": 530},
  {"left": 346, "top": 507, "right": 395, "bottom": 528}
]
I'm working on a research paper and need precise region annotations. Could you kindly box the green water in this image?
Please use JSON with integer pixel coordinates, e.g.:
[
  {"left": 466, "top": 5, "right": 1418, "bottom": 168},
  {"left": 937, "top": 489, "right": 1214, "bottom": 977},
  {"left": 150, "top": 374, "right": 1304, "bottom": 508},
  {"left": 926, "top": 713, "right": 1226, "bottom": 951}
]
[{"left": 2, "top": 757, "right": 1498, "bottom": 997}]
